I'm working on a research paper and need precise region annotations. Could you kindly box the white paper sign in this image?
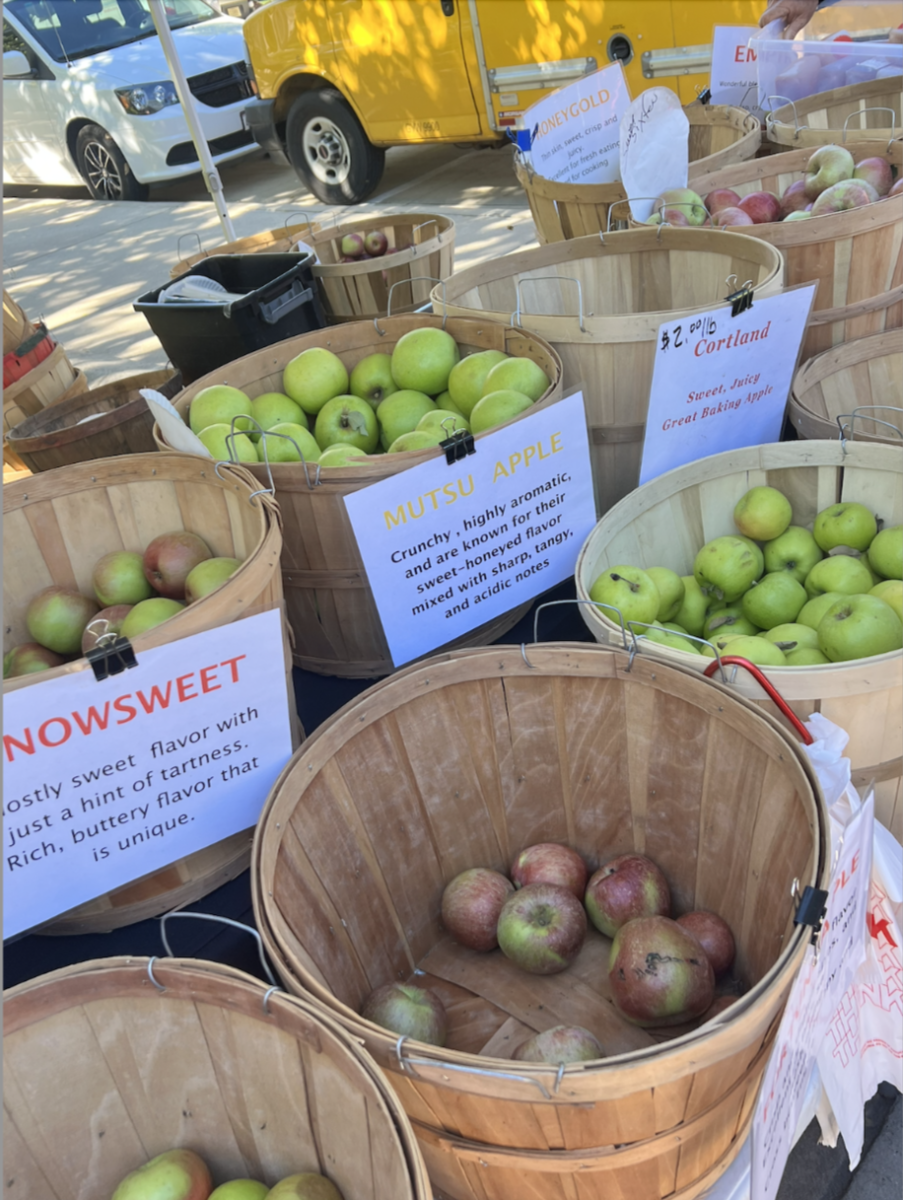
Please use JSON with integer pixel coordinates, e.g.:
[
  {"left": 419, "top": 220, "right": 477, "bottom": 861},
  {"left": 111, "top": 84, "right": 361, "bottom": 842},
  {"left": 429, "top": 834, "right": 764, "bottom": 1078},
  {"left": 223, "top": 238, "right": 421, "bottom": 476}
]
[
  {"left": 2, "top": 609, "right": 294, "bottom": 939},
  {"left": 751, "top": 792, "right": 874, "bottom": 1200},
  {"left": 639, "top": 285, "right": 816, "bottom": 485},
  {"left": 343, "top": 393, "right": 596, "bottom": 668},
  {"left": 620, "top": 87, "right": 689, "bottom": 223},
  {"left": 710, "top": 26, "right": 763, "bottom": 117},
  {"left": 524, "top": 64, "right": 631, "bottom": 184}
]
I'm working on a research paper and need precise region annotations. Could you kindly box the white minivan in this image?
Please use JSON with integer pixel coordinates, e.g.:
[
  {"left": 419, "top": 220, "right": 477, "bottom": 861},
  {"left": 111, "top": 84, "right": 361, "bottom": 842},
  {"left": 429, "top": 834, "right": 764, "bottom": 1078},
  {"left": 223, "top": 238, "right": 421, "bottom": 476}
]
[{"left": 3, "top": 0, "right": 258, "bottom": 200}]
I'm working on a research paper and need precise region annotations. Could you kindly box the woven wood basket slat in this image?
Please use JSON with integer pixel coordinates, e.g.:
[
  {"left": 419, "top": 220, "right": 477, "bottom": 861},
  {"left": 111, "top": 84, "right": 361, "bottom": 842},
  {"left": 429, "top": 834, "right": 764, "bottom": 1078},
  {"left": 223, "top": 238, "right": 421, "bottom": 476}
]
[
  {"left": 790, "top": 329, "right": 903, "bottom": 444},
  {"left": 766, "top": 77, "right": 903, "bottom": 148}
]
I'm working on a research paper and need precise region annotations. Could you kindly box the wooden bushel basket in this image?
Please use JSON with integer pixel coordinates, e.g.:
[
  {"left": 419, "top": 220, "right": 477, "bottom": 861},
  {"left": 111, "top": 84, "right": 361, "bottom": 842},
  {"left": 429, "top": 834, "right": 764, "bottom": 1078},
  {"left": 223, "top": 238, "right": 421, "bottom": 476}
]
[
  {"left": 689, "top": 139, "right": 903, "bottom": 360},
  {"left": 3, "top": 454, "right": 300, "bottom": 935},
  {"left": 430, "top": 227, "right": 784, "bottom": 518},
  {"left": 252, "top": 643, "right": 828, "bottom": 1200},
  {"left": 6, "top": 369, "right": 182, "bottom": 473},
  {"left": 575, "top": 441, "right": 903, "bottom": 839},
  {"left": 3, "top": 957, "right": 432, "bottom": 1200},
  {"left": 2, "top": 341, "right": 79, "bottom": 436},
  {"left": 790, "top": 329, "right": 903, "bottom": 444},
  {"left": 3, "top": 287, "right": 30, "bottom": 354},
  {"left": 765, "top": 77, "right": 903, "bottom": 148},
  {"left": 169, "top": 217, "right": 322, "bottom": 279},
  {"left": 154, "top": 315, "right": 564, "bottom": 679}
]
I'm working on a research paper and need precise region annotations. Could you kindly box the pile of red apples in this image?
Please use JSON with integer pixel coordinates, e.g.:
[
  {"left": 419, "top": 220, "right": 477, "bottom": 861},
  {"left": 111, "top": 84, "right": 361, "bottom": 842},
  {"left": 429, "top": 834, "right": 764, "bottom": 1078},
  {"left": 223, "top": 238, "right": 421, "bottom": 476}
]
[{"left": 337, "top": 228, "right": 398, "bottom": 262}]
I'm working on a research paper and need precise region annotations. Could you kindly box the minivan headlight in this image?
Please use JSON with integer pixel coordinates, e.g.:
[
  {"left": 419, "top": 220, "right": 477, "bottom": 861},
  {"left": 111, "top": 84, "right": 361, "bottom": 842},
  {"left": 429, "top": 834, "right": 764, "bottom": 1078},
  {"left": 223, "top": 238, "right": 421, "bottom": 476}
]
[{"left": 115, "top": 82, "right": 180, "bottom": 115}]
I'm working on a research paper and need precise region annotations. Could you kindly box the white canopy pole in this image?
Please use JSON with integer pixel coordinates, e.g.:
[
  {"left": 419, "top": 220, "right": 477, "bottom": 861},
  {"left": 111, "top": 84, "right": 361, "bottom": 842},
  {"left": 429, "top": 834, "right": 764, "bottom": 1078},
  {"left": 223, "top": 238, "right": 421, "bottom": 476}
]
[{"left": 148, "top": 0, "right": 237, "bottom": 241}]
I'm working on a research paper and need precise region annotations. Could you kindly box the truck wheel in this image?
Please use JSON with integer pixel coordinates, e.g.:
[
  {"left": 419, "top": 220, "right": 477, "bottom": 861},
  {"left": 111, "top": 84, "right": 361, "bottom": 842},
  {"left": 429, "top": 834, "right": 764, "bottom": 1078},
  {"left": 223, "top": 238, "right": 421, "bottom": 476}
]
[
  {"left": 75, "top": 124, "right": 149, "bottom": 202},
  {"left": 285, "top": 90, "right": 385, "bottom": 205}
]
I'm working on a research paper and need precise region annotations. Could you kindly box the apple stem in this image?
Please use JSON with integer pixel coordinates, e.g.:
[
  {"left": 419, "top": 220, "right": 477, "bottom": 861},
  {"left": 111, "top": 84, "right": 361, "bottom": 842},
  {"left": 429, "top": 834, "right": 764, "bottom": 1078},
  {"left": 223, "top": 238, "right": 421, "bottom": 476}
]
[{"left": 610, "top": 573, "right": 639, "bottom": 593}]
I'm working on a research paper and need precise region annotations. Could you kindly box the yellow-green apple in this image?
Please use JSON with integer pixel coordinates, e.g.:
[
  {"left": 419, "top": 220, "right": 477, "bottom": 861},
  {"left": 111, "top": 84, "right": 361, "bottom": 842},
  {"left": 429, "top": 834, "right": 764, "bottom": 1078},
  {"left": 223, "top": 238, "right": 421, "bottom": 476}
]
[
  {"left": 377, "top": 389, "right": 436, "bottom": 449},
  {"left": 710, "top": 634, "right": 787, "bottom": 666},
  {"left": 700, "top": 633, "right": 744, "bottom": 658},
  {"left": 779, "top": 179, "right": 811, "bottom": 218},
  {"left": 143, "top": 531, "right": 212, "bottom": 599},
  {"left": 694, "top": 536, "right": 763, "bottom": 602},
  {"left": 390, "top": 327, "right": 459, "bottom": 395},
  {"left": 470, "top": 389, "right": 534, "bottom": 434},
  {"left": 349, "top": 352, "right": 398, "bottom": 409},
  {"left": 674, "top": 576, "right": 708, "bottom": 636},
  {"left": 441, "top": 867, "right": 514, "bottom": 951},
  {"left": 387, "top": 429, "right": 446, "bottom": 453},
  {"left": 513, "top": 1025, "right": 603, "bottom": 1063},
  {"left": 265, "top": 1175, "right": 343, "bottom": 1200},
  {"left": 867, "top": 525, "right": 902, "bottom": 579},
  {"left": 340, "top": 232, "right": 364, "bottom": 257},
  {"left": 786, "top": 646, "right": 830, "bottom": 665},
  {"left": 646, "top": 566, "right": 685, "bottom": 621},
  {"left": 318, "top": 444, "right": 369, "bottom": 467},
  {"left": 811, "top": 179, "right": 874, "bottom": 215},
  {"left": 481, "top": 356, "right": 550, "bottom": 403},
  {"left": 702, "top": 603, "right": 760, "bottom": 639},
  {"left": 185, "top": 557, "right": 241, "bottom": 603},
  {"left": 496, "top": 883, "right": 587, "bottom": 975},
  {"left": 657, "top": 187, "right": 706, "bottom": 225},
  {"left": 609, "top": 916, "right": 714, "bottom": 1027},
  {"left": 676, "top": 911, "right": 735, "bottom": 975},
  {"left": 763, "top": 525, "right": 823, "bottom": 583},
  {"left": 734, "top": 486, "right": 792, "bottom": 541},
  {"left": 26, "top": 587, "right": 99, "bottom": 654},
  {"left": 798, "top": 592, "right": 845, "bottom": 629},
  {"left": 360, "top": 983, "right": 447, "bottom": 1045},
  {"left": 110, "top": 1149, "right": 212, "bottom": 1200},
  {"left": 4, "top": 643, "right": 65, "bottom": 678},
  {"left": 364, "top": 229, "right": 388, "bottom": 256},
  {"left": 640, "top": 623, "right": 703, "bottom": 653},
  {"left": 585, "top": 854, "right": 670, "bottom": 938},
  {"left": 282, "top": 347, "right": 349, "bottom": 415},
  {"left": 737, "top": 535, "right": 765, "bottom": 577},
  {"left": 853, "top": 157, "right": 894, "bottom": 196},
  {"left": 784, "top": 211, "right": 812, "bottom": 222},
  {"left": 188, "top": 385, "right": 253, "bottom": 434},
  {"left": 120, "top": 598, "right": 185, "bottom": 637},
  {"left": 314, "top": 395, "right": 379, "bottom": 453},
  {"left": 81, "top": 605, "right": 133, "bottom": 653},
  {"left": 417, "top": 410, "right": 470, "bottom": 436},
  {"left": 817, "top": 594, "right": 903, "bottom": 661},
  {"left": 714, "top": 206, "right": 754, "bottom": 227},
  {"left": 436, "top": 390, "right": 465, "bottom": 416},
  {"left": 814, "top": 502, "right": 878, "bottom": 552},
  {"left": 258, "top": 423, "right": 321, "bottom": 463},
  {"left": 742, "top": 572, "right": 808, "bottom": 628},
  {"left": 208, "top": 1182, "right": 268, "bottom": 1200},
  {"left": 511, "top": 843, "right": 588, "bottom": 898},
  {"left": 705, "top": 188, "right": 741, "bottom": 215},
  {"left": 197, "top": 423, "right": 259, "bottom": 464},
  {"left": 590, "top": 565, "right": 660, "bottom": 626},
  {"left": 804, "top": 555, "right": 873, "bottom": 598},
  {"left": 804, "top": 144, "right": 855, "bottom": 198},
  {"left": 871, "top": 579, "right": 903, "bottom": 621},
  {"left": 92, "top": 550, "right": 155, "bottom": 607},
  {"left": 447, "top": 349, "right": 509, "bottom": 417},
  {"left": 249, "top": 392, "right": 306, "bottom": 440},
  {"left": 758, "top": 622, "right": 820, "bottom": 652},
  {"left": 738, "top": 192, "right": 782, "bottom": 224}
]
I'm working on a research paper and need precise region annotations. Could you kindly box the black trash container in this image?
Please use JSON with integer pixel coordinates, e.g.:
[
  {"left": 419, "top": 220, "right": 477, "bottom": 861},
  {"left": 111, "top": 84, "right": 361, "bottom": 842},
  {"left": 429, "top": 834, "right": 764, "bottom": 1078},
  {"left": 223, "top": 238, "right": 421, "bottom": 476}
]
[{"left": 134, "top": 253, "right": 326, "bottom": 382}]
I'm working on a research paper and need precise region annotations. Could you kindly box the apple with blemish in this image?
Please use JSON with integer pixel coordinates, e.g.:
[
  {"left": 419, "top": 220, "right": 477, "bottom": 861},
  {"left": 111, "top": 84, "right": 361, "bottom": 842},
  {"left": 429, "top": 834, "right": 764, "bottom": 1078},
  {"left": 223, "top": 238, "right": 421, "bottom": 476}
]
[
  {"left": 441, "top": 867, "right": 514, "bottom": 951},
  {"left": 584, "top": 854, "right": 671, "bottom": 938}
]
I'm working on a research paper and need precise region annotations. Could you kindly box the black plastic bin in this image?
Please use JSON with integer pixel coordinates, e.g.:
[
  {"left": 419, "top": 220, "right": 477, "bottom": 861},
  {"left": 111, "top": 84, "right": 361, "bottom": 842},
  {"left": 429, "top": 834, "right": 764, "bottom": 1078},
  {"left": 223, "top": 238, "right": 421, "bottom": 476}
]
[{"left": 133, "top": 253, "right": 326, "bottom": 382}]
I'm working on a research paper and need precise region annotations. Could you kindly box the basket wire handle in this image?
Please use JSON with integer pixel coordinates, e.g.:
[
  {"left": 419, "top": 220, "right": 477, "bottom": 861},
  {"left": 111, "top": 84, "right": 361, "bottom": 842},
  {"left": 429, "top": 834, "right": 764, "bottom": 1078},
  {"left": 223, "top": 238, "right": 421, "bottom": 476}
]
[
  {"left": 702, "top": 657, "right": 813, "bottom": 745},
  {"left": 842, "top": 107, "right": 896, "bottom": 143},
  {"left": 283, "top": 211, "right": 317, "bottom": 237},
  {"left": 393, "top": 1035, "right": 559, "bottom": 1098},
  {"left": 836, "top": 406, "right": 903, "bottom": 451},
  {"left": 412, "top": 219, "right": 440, "bottom": 248},
  {"left": 514, "top": 275, "right": 586, "bottom": 333},
  {"left": 157, "top": 910, "right": 280, "bottom": 989},
  {"left": 176, "top": 231, "right": 204, "bottom": 261},
  {"left": 375, "top": 277, "right": 447, "bottom": 335},
  {"left": 519, "top": 598, "right": 631, "bottom": 669},
  {"left": 606, "top": 196, "right": 663, "bottom": 232},
  {"left": 252, "top": 420, "right": 322, "bottom": 492},
  {"left": 765, "top": 94, "right": 806, "bottom": 138}
]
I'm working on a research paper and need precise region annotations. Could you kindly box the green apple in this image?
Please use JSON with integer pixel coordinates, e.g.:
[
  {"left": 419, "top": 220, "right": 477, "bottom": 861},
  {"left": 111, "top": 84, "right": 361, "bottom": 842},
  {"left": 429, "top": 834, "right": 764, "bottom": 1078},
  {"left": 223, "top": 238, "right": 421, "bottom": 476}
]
[
  {"left": 120, "top": 597, "right": 185, "bottom": 638},
  {"left": 759, "top": 623, "right": 820, "bottom": 651},
  {"left": 188, "top": 384, "right": 253, "bottom": 434},
  {"left": 703, "top": 603, "right": 760, "bottom": 639},
  {"left": 92, "top": 550, "right": 154, "bottom": 607},
  {"left": 786, "top": 646, "right": 830, "bottom": 665},
  {"left": 657, "top": 186, "right": 706, "bottom": 225},
  {"left": 674, "top": 575, "right": 708, "bottom": 636},
  {"left": 447, "top": 349, "right": 509, "bottom": 417},
  {"left": 709, "top": 634, "right": 787, "bottom": 667},
  {"left": 209, "top": 1182, "right": 269, "bottom": 1200},
  {"left": 197, "top": 423, "right": 259, "bottom": 463},
  {"left": 26, "top": 587, "right": 100, "bottom": 655},
  {"left": 804, "top": 555, "right": 873, "bottom": 598},
  {"left": 733, "top": 486, "right": 792, "bottom": 541},
  {"left": 265, "top": 1174, "right": 343, "bottom": 1200},
  {"left": 387, "top": 428, "right": 447, "bottom": 453},
  {"left": 871, "top": 579, "right": 903, "bottom": 621},
  {"left": 590, "top": 565, "right": 660, "bottom": 627},
  {"left": 318, "top": 443, "right": 369, "bottom": 468},
  {"left": 436, "top": 390, "right": 465, "bottom": 416},
  {"left": 111, "top": 1149, "right": 212, "bottom": 1200},
  {"left": 742, "top": 571, "right": 808, "bottom": 628},
  {"left": 798, "top": 592, "right": 845, "bottom": 630},
  {"left": 4, "top": 643, "right": 66, "bottom": 677},
  {"left": 282, "top": 347, "right": 349, "bottom": 415},
  {"left": 249, "top": 392, "right": 307, "bottom": 441},
  {"left": 763, "top": 525, "right": 823, "bottom": 583},
  {"left": 813, "top": 502, "right": 878, "bottom": 552},
  {"left": 735, "top": 535, "right": 765, "bottom": 577},
  {"left": 470, "top": 389, "right": 534, "bottom": 434},
  {"left": 258, "top": 422, "right": 321, "bottom": 463},
  {"left": 817, "top": 594, "right": 903, "bottom": 662},
  {"left": 694, "top": 536, "right": 763, "bottom": 603},
  {"left": 417, "top": 409, "right": 470, "bottom": 435},
  {"left": 377, "top": 389, "right": 436, "bottom": 449},
  {"left": 635, "top": 623, "right": 702, "bottom": 654},
  {"left": 701, "top": 632, "right": 744, "bottom": 657},
  {"left": 314, "top": 394, "right": 379, "bottom": 452},
  {"left": 645, "top": 567, "right": 685, "bottom": 622},
  {"left": 349, "top": 352, "right": 398, "bottom": 409},
  {"left": 390, "top": 327, "right": 459, "bottom": 395},
  {"left": 867, "top": 525, "right": 902, "bottom": 580},
  {"left": 481, "top": 356, "right": 550, "bottom": 403},
  {"left": 185, "top": 557, "right": 241, "bottom": 602}
]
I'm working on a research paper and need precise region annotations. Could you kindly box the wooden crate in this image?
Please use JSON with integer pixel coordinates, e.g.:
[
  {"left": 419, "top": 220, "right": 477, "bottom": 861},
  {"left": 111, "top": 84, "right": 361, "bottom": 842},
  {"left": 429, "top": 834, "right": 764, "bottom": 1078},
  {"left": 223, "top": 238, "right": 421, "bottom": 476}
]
[
  {"left": 766, "top": 77, "right": 903, "bottom": 148},
  {"left": 252, "top": 643, "right": 828, "bottom": 1200},
  {"left": 430, "top": 227, "right": 784, "bottom": 518},
  {"left": 574, "top": 440, "right": 903, "bottom": 838},
  {"left": 689, "top": 139, "right": 903, "bottom": 359},
  {"left": 3, "top": 453, "right": 300, "bottom": 934},
  {"left": 790, "top": 330, "right": 903, "bottom": 444},
  {"left": 169, "top": 217, "right": 322, "bottom": 279},
  {"left": 154, "top": 315, "right": 564, "bottom": 678},
  {"left": 3, "top": 957, "right": 431, "bottom": 1200}
]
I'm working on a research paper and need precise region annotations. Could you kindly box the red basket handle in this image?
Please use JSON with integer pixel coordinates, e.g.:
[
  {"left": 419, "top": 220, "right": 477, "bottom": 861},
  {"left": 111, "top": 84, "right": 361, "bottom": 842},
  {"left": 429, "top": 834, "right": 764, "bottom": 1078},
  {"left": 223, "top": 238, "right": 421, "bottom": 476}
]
[{"left": 703, "top": 657, "right": 813, "bottom": 745}]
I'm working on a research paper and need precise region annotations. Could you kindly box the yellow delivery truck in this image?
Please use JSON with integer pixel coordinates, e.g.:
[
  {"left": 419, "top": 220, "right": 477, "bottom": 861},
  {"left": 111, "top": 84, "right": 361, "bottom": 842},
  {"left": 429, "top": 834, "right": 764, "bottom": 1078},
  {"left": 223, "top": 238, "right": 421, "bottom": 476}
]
[{"left": 243, "top": 0, "right": 767, "bottom": 204}]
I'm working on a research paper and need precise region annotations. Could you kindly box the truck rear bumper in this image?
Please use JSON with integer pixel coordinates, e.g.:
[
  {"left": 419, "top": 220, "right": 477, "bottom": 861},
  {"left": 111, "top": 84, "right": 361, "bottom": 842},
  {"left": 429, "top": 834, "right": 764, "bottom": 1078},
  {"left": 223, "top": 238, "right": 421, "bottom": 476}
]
[{"left": 243, "top": 98, "right": 291, "bottom": 167}]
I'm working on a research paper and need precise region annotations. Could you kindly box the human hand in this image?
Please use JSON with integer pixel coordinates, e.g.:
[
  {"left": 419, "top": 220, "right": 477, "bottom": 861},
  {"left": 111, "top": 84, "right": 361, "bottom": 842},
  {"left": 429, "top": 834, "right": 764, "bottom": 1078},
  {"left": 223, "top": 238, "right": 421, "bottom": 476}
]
[{"left": 759, "top": 0, "right": 819, "bottom": 39}]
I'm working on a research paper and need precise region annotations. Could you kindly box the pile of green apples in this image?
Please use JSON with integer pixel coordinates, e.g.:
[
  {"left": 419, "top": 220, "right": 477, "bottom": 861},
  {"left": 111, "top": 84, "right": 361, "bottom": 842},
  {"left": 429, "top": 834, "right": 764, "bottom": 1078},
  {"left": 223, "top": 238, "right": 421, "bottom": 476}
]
[
  {"left": 182, "top": 327, "right": 551, "bottom": 467},
  {"left": 589, "top": 487, "right": 903, "bottom": 667},
  {"left": 110, "top": 1146, "right": 342, "bottom": 1200}
]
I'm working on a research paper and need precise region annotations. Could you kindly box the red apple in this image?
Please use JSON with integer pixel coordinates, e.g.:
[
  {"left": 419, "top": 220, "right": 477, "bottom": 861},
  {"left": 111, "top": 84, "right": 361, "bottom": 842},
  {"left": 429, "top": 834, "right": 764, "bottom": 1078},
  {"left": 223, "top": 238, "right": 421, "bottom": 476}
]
[
  {"left": 26, "top": 586, "right": 100, "bottom": 655},
  {"left": 805, "top": 144, "right": 855, "bottom": 199},
  {"left": 81, "top": 604, "right": 134, "bottom": 654},
  {"left": 584, "top": 854, "right": 671, "bottom": 938},
  {"left": 853, "top": 157, "right": 894, "bottom": 197},
  {"left": 737, "top": 191, "right": 782, "bottom": 224},
  {"left": 142, "top": 531, "right": 213, "bottom": 600},
  {"left": 339, "top": 233, "right": 364, "bottom": 258},
  {"left": 608, "top": 916, "right": 715, "bottom": 1027},
  {"left": 363, "top": 230, "right": 388, "bottom": 257},
  {"left": 779, "top": 178, "right": 810, "bottom": 218},
  {"left": 704, "top": 188, "right": 741, "bottom": 216},
  {"left": 111, "top": 1148, "right": 212, "bottom": 1200},
  {"left": 713, "top": 206, "right": 754, "bottom": 227},
  {"left": 3, "top": 642, "right": 65, "bottom": 678},
  {"left": 676, "top": 911, "right": 736, "bottom": 975},
  {"left": 441, "top": 867, "right": 514, "bottom": 951},
  {"left": 890, "top": 178, "right": 903, "bottom": 197},
  {"left": 511, "top": 843, "right": 587, "bottom": 898},
  {"left": 265, "top": 1175, "right": 343, "bottom": 1200},
  {"left": 811, "top": 178, "right": 874, "bottom": 216},
  {"left": 496, "top": 883, "right": 587, "bottom": 975},
  {"left": 659, "top": 206, "right": 691, "bottom": 226},
  {"left": 513, "top": 1024, "right": 603, "bottom": 1063},
  {"left": 360, "top": 983, "right": 447, "bottom": 1045}
]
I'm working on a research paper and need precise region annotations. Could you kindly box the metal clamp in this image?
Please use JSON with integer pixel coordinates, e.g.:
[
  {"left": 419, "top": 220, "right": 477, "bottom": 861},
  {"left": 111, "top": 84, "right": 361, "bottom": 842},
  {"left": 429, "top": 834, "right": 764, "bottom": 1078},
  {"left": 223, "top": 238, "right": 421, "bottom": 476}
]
[
  {"left": 725, "top": 276, "right": 755, "bottom": 317},
  {"left": 440, "top": 426, "right": 476, "bottom": 465},
  {"left": 702, "top": 656, "right": 814, "bottom": 745},
  {"left": 375, "top": 277, "right": 447, "bottom": 335},
  {"left": 85, "top": 634, "right": 138, "bottom": 681},
  {"left": 765, "top": 94, "right": 807, "bottom": 139},
  {"left": 394, "top": 1036, "right": 558, "bottom": 1098},
  {"left": 842, "top": 107, "right": 897, "bottom": 143},
  {"left": 159, "top": 911, "right": 279, "bottom": 988},
  {"left": 836, "top": 406, "right": 903, "bottom": 451},
  {"left": 514, "top": 276, "right": 586, "bottom": 333},
  {"left": 792, "top": 884, "right": 829, "bottom": 946}
]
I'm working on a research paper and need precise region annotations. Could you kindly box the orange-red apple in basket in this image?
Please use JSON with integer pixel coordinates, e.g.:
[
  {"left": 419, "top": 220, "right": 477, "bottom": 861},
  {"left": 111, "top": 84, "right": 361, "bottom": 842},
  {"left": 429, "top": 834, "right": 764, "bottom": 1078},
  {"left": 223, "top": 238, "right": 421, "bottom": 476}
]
[
  {"left": 143, "top": 531, "right": 213, "bottom": 599},
  {"left": 713, "top": 206, "right": 753, "bottom": 227},
  {"left": 779, "top": 179, "right": 810, "bottom": 218},
  {"left": 609, "top": 916, "right": 715, "bottom": 1027},
  {"left": 441, "top": 867, "right": 514, "bottom": 951},
  {"left": 497, "top": 883, "right": 587, "bottom": 975},
  {"left": 110, "top": 1148, "right": 212, "bottom": 1200},
  {"left": 737, "top": 192, "right": 781, "bottom": 224},
  {"left": 704, "top": 188, "right": 741, "bottom": 215},
  {"left": 511, "top": 843, "right": 588, "bottom": 899},
  {"left": 677, "top": 911, "right": 736, "bottom": 975},
  {"left": 585, "top": 854, "right": 671, "bottom": 938}
]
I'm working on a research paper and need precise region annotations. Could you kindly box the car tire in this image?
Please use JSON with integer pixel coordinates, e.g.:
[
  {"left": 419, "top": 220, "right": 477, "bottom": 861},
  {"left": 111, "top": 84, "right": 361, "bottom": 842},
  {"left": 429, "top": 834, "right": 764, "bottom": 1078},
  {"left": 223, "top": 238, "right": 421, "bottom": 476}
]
[
  {"left": 75, "top": 124, "right": 149, "bottom": 202},
  {"left": 285, "top": 90, "right": 385, "bottom": 205}
]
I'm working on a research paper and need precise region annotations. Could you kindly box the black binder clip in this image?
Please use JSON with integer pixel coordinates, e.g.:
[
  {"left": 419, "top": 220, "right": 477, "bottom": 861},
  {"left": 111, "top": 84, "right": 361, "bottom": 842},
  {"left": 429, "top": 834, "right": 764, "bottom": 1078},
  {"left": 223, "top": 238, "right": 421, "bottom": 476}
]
[
  {"left": 726, "top": 281, "right": 754, "bottom": 318},
  {"left": 792, "top": 885, "right": 829, "bottom": 946},
  {"left": 697, "top": 88, "right": 712, "bottom": 105},
  {"left": 86, "top": 636, "right": 138, "bottom": 682},
  {"left": 441, "top": 428, "right": 476, "bottom": 466}
]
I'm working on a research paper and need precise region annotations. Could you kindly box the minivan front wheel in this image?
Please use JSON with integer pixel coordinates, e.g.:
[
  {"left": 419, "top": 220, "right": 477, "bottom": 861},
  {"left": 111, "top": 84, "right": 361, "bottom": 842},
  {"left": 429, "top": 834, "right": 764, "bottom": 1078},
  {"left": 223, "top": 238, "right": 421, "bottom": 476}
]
[
  {"left": 75, "top": 124, "right": 149, "bottom": 201},
  {"left": 285, "top": 90, "right": 385, "bottom": 205}
]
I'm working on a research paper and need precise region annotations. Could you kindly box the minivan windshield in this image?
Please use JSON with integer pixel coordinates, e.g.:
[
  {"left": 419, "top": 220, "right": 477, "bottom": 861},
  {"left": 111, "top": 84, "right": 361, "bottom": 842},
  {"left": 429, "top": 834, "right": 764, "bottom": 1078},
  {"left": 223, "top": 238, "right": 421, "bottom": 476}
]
[{"left": 7, "top": 0, "right": 217, "bottom": 63}]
